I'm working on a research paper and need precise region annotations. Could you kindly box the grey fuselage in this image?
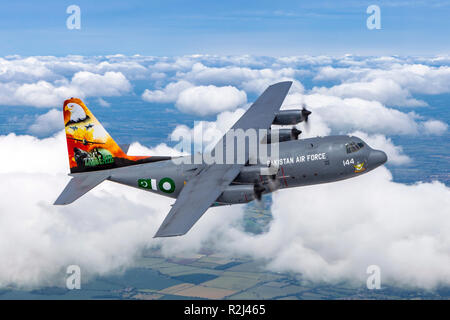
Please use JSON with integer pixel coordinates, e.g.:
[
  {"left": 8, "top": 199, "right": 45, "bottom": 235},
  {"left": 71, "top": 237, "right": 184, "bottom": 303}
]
[{"left": 108, "top": 135, "right": 387, "bottom": 205}]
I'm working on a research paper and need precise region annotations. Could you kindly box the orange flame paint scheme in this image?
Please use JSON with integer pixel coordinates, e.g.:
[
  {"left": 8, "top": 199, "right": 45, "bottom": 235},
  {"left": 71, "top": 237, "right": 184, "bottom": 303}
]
[{"left": 63, "top": 98, "right": 167, "bottom": 173}]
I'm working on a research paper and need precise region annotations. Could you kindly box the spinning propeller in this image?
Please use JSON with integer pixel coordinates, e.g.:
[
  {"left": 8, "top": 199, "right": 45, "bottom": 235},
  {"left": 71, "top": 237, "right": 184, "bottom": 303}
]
[
  {"left": 253, "top": 162, "right": 280, "bottom": 202},
  {"left": 301, "top": 103, "right": 312, "bottom": 131}
]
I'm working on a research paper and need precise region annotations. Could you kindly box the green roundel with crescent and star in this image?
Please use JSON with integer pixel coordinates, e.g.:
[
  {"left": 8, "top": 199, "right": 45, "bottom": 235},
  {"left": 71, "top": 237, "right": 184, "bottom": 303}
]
[
  {"left": 158, "top": 177, "right": 175, "bottom": 193},
  {"left": 138, "top": 177, "right": 175, "bottom": 193}
]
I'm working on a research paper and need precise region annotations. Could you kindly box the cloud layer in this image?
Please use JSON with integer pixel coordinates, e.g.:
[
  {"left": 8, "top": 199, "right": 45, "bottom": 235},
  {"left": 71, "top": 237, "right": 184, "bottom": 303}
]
[
  {"left": 220, "top": 168, "right": 450, "bottom": 289},
  {"left": 0, "top": 71, "right": 131, "bottom": 108},
  {"left": 0, "top": 131, "right": 448, "bottom": 290},
  {"left": 142, "top": 81, "right": 247, "bottom": 116},
  {"left": 0, "top": 54, "right": 447, "bottom": 139},
  {"left": 0, "top": 54, "right": 449, "bottom": 290}
]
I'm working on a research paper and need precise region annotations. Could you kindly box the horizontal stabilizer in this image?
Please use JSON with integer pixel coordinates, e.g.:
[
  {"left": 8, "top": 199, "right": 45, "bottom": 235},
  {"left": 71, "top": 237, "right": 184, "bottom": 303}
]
[{"left": 54, "top": 172, "right": 110, "bottom": 205}]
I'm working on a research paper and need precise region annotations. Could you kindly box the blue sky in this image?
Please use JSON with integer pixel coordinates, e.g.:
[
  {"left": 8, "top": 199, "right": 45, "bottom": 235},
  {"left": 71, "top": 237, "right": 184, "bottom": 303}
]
[{"left": 1, "top": 0, "right": 449, "bottom": 56}]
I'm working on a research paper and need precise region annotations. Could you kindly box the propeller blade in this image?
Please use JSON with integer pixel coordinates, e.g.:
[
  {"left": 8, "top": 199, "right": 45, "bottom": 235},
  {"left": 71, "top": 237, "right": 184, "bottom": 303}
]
[
  {"left": 267, "top": 177, "right": 280, "bottom": 191},
  {"left": 301, "top": 104, "right": 312, "bottom": 123},
  {"left": 301, "top": 103, "right": 312, "bottom": 132},
  {"left": 291, "top": 127, "right": 302, "bottom": 140},
  {"left": 253, "top": 180, "right": 265, "bottom": 201}
]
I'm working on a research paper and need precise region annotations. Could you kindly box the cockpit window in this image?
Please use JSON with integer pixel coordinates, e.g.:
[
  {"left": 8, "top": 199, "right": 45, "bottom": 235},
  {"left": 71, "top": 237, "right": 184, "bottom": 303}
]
[{"left": 345, "top": 141, "right": 364, "bottom": 153}]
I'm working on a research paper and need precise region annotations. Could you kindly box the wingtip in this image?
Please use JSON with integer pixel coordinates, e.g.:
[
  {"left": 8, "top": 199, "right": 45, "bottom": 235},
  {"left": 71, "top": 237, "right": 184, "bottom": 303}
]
[
  {"left": 153, "top": 231, "right": 185, "bottom": 238},
  {"left": 54, "top": 200, "right": 70, "bottom": 205},
  {"left": 153, "top": 221, "right": 187, "bottom": 238},
  {"left": 270, "top": 80, "right": 293, "bottom": 88},
  {"left": 53, "top": 198, "right": 69, "bottom": 205}
]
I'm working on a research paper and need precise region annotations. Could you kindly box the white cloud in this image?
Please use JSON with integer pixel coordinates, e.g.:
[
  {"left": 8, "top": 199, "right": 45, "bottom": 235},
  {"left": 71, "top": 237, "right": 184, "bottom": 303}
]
[
  {"left": 142, "top": 80, "right": 193, "bottom": 103},
  {"left": 28, "top": 109, "right": 63, "bottom": 136},
  {"left": 215, "top": 168, "right": 450, "bottom": 289},
  {"left": 127, "top": 142, "right": 186, "bottom": 157},
  {"left": 143, "top": 81, "right": 247, "bottom": 116},
  {"left": 314, "top": 65, "right": 364, "bottom": 82},
  {"left": 0, "top": 54, "right": 449, "bottom": 290},
  {"left": 313, "top": 78, "right": 426, "bottom": 107},
  {"left": 0, "top": 57, "right": 56, "bottom": 82},
  {"left": 70, "top": 71, "right": 131, "bottom": 97},
  {"left": 97, "top": 97, "right": 111, "bottom": 107},
  {"left": 0, "top": 54, "right": 445, "bottom": 138},
  {"left": 92, "top": 60, "right": 149, "bottom": 80},
  {"left": 283, "top": 93, "right": 421, "bottom": 135},
  {"left": 0, "top": 131, "right": 68, "bottom": 175},
  {"left": 0, "top": 120, "right": 448, "bottom": 290},
  {"left": 314, "top": 63, "right": 450, "bottom": 98},
  {"left": 9, "top": 80, "right": 77, "bottom": 107},
  {"left": 350, "top": 131, "right": 411, "bottom": 165},
  {"left": 275, "top": 55, "right": 334, "bottom": 66},
  {"left": 373, "top": 64, "right": 450, "bottom": 96},
  {"left": 175, "top": 85, "right": 247, "bottom": 116},
  {"left": 0, "top": 131, "right": 244, "bottom": 287},
  {"left": 421, "top": 120, "right": 448, "bottom": 135},
  {"left": 0, "top": 55, "right": 151, "bottom": 83},
  {"left": 170, "top": 108, "right": 245, "bottom": 152},
  {"left": 150, "top": 72, "right": 166, "bottom": 80},
  {"left": 0, "top": 71, "right": 131, "bottom": 108},
  {"left": 180, "top": 62, "right": 299, "bottom": 94},
  {"left": 244, "top": 78, "right": 305, "bottom": 95},
  {"left": 151, "top": 56, "right": 199, "bottom": 73},
  {"left": 140, "top": 54, "right": 447, "bottom": 137}
]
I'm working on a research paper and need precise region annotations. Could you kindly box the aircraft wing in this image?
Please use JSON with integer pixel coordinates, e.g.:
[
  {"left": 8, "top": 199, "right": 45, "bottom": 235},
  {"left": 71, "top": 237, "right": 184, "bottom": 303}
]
[
  {"left": 154, "top": 164, "right": 241, "bottom": 237},
  {"left": 154, "top": 81, "right": 292, "bottom": 237},
  {"left": 230, "top": 81, "right": 292, "bottom": 131}
]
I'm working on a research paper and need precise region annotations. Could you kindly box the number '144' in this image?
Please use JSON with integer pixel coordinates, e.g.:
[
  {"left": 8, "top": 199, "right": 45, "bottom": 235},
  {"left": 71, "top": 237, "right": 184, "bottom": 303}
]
[{"left": 343, "top": 158, "right": 355, "bottom": 166}]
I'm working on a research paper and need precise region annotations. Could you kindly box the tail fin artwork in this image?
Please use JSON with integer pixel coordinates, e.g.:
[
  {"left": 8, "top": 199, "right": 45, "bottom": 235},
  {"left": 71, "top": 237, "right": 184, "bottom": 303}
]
[
  {"left": 63, "top": 98, "right": 168, "bottom": 173},
  {"left": 55, "top": 98, "right": 171, "bottom": 205}
]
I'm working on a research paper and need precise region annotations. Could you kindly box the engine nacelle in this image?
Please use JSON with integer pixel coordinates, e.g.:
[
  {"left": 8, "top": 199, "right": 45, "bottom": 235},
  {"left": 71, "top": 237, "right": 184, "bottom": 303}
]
[
  {"left": 273, "top": 110, "right": 303, "bottom": 125},
  {"left": 262, "top": 128, "right": 301, "bottom": 144},
  {"left": 216, "top": 185, "right": 256, "bottom": 204}
]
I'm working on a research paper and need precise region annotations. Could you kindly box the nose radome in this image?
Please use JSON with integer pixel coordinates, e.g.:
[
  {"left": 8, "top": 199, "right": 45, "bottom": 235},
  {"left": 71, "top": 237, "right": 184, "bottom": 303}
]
[{"left": 369, "top": 149, "right": 387, "bottom": 167}]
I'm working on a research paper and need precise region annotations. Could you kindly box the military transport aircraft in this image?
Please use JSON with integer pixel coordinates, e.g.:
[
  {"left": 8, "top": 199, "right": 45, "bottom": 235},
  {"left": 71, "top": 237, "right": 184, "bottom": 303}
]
[{"left": 55, "top": 81, "right": 387, "bottom": 237}]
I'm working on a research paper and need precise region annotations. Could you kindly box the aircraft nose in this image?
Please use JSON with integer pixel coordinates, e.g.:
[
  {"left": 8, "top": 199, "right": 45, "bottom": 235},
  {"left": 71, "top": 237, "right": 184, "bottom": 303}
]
[{"left": 368, "top": 149, "right": 387, "bottom": 167}]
